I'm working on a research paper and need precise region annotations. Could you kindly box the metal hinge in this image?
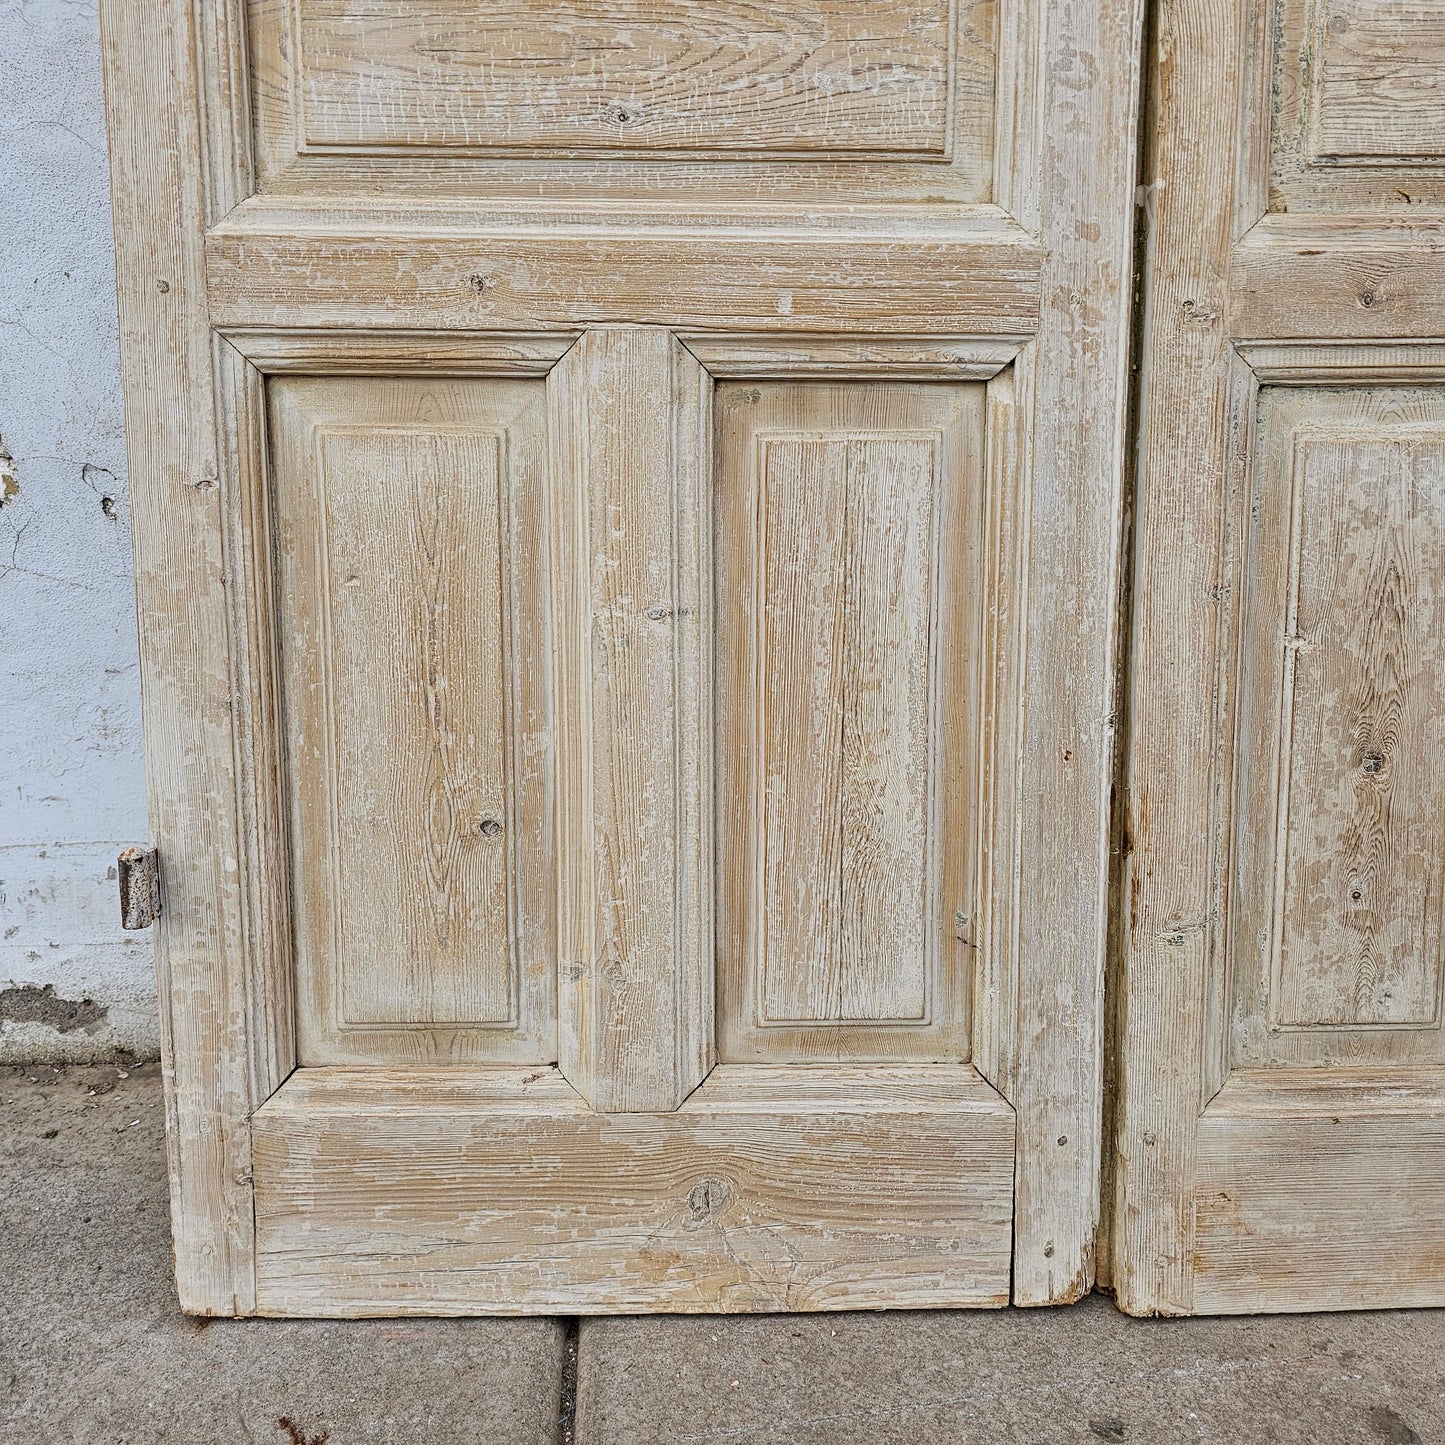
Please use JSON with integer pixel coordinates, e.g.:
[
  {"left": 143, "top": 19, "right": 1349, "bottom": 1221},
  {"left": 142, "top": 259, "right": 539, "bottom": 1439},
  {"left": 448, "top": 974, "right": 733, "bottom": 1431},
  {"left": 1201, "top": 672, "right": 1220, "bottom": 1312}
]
[{"left": 118, "top": 846, "right": 162, "bottom": 930}]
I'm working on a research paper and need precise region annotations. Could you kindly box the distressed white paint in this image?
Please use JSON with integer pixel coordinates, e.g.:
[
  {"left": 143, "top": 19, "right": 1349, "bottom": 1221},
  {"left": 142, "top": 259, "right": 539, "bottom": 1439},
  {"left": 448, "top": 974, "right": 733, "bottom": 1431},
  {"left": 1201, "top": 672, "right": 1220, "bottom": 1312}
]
[{"left": 0, "top": 0, "right": 156, "bottom": 1062}]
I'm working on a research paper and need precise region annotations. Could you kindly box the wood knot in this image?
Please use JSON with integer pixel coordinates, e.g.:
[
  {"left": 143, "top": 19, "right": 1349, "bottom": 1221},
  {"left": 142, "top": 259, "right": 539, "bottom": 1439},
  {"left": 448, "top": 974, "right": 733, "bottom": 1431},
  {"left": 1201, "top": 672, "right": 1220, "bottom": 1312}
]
[{"left": 687, "top": 1177, "right": 730, "bottom": 1222}]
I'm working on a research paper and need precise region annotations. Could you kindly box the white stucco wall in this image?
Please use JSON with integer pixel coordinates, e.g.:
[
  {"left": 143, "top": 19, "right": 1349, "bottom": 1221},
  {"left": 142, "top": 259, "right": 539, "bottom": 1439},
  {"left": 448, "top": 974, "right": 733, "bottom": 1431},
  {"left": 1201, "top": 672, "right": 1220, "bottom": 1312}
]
[{"left": 0, "top": 0, "right": 158, "bottom": 1061}]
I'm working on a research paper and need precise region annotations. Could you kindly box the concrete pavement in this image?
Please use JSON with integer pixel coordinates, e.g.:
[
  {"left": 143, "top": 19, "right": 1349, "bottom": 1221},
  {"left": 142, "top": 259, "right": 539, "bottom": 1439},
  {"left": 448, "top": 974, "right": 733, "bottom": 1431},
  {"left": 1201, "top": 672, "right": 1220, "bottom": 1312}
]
[{"left": 4, "top": 1064, "right": 1441, "bottom": 1445}]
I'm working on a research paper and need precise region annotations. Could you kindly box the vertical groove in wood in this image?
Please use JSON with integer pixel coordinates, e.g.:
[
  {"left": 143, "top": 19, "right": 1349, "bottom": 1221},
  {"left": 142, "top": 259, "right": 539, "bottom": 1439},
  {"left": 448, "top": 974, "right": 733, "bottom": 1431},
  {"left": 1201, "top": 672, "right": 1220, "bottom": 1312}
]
[
  {"left": 215, "top": 340, "right": 296, "bottom": 1110},
  {"left": 550, "top": 328, "right": 713, "bottom": 1114},
  {"left": 100, "top": 0, "right": 258, "bottom": 1314},
  {"left": 1009, "top": 0, "right": 1146, "bottom": 1305}
]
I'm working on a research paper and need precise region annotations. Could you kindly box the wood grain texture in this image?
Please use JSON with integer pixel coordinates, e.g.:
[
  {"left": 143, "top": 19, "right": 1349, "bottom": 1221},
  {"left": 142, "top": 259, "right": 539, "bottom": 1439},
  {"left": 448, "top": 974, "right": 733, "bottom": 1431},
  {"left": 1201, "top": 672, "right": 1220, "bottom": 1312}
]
[
  {"left": 204, "top": 212, "right": 1042, "bottom": 336},
  {"left": 1005, "top": 0, "right": 1144, "bottom": 1304},
  {"left": 1275, "top": 427, "right": 1445, "bottom": 1026},
  {"left": 1232, "top": 220, "right": 1445, "bottom": 340},
  {"left": 99, "top": 0, "right": 261, "bottom": 1314},
  {"left": 247, "top": 0, "right": 999, "bottom": 204},
  {"left": 270, "top": 378, "right": 555, "bottom": 1064},
  {"left": 251, "top": 1064, "right": 1015, "bottom": 1314},
  {"left": 1117, "top": 0, "right": 1445, "bottom": 1317},
  {"left": 1193, "top": 1069, "right": 1445, "bottom": 1312},
  {"left": 1311, "top": 0, "right": 1445, "bottom": 161},
  {"left": 715, "top": 381, "right": 983, "bottom": 1063},
  {"left": 1269, "top": 0, "right": 1445, "bottom": 210},
  {"left": 109, "top": 0, "right": 1145, "bottom": 1315},
  {"left": 1113, "top": 0, "right": 1255, "bottom": 1317},
  {"left": 1229, "top": 390, "right": 1445, "bottom": 1067},
  {"left": 549, "top": 329, "right": 712, "bottom": 1113},
  {"left": 294, "top": 0, "right": 955, "bottom": 157}
]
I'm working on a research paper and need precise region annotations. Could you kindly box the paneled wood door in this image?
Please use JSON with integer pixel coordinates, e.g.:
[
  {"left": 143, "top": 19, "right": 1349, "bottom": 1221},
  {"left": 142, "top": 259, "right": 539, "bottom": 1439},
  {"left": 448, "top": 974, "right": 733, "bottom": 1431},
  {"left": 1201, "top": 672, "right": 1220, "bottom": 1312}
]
[
  {"left": 101, "top": 0, "right": 1143, "bottom": 1313},
  {"left": 1115, "top": 0, "right": 1445, "bottom": 1313}
]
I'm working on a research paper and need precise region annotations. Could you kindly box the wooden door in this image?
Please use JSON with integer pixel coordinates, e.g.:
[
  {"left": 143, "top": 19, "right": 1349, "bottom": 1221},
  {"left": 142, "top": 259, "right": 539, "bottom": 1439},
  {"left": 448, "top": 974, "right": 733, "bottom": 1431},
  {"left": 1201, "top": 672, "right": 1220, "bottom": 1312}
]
[
  {"left": 1115, "top": 0, "right": 1445, "bottom": 1313},
  {"left": 101, "top": 0, "right": 1143, "bottom": 1314}
]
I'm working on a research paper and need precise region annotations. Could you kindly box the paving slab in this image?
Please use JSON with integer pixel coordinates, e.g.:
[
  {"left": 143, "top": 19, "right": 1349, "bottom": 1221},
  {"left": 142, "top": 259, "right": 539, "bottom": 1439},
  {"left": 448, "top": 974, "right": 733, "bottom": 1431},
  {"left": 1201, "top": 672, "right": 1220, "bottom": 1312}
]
[
  {"left": 0, "top": 1064, "right": 568, "bottom": 1445},
  {"left": 576, "top": 1298, "right": 1445, "bottom": 1445}
]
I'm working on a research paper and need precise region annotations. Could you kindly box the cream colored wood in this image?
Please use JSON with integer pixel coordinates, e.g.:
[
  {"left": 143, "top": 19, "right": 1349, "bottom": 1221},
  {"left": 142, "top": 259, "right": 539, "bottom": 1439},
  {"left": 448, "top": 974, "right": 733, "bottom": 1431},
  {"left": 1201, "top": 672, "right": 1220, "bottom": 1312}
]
[
  {"left": 105, "top": 0, "right": 1145, "bottom": 1313},
  {"left": 549, "top": 329, "right": 713, "bottom": 1114},
  {"left": 1232, "top": 218, "right": 1445, "bottom": 340},
  {"left": 1230, "top": 388, "right": 1445, "bottom": 1060},
  {"left": 223, "top": 328, "right": 577, "bottom": 374},
  {"left": 1193, "top": 1069, "right": 1445, "bottom": 1313},
  {"left": 247, "top": 0, "right": 999, "bottom": 204},
  {"left": 679, "top": 335, "right": 1022, "bottom": 382},
  {"left": 1116, "top": 0, "right": 1445, "bottom": 1314},
  {"left": 1270, "top": 0, "right": 1445, "bottom": 211},
  {"left": 100, "top": 0, "right": 271, "bottom": 1315},
  {"left": 293, "top": 0, "right": 955, "bottom": 157},
  {"left": 1310, "top": 0, "right": 1445, "bottom": 162},
  {"left": 716, "top": 381, "right": 982, "bottom": 1063},
  {"left": 204, "top": 211, "right": 1043, "bottom": 336},
  {"left": 251, "top": 1063, "right": 1015, "bottom": 1314},
  {"left": 269, "top": 377, "right": 555, "bottom": 1064}
]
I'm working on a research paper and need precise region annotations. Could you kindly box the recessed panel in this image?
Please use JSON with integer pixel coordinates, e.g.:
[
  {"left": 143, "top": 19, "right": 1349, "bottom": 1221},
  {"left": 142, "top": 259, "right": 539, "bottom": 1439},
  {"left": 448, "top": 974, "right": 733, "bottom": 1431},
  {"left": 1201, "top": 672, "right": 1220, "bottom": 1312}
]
[
  {"left": 1231, "top": 388, "right": 1445, "bottom": 1067},
  {"left": 1312, "top": 0, "right": 1445, "bottom": 162},
  {"left": 1270, "top": 0, "right": 1445, "bottom": 211},
  {"left": 716, "top": 381, "right": 985, "bottom": 1063},
  {"left": 246, "top": 0, "right": 999, "bottom": 204},
  {"left": 295, "top": 0, "right": 953, "bottom": 157},
  {"left": 270, "top": 377, "right": 554, "bottom": 1064}
]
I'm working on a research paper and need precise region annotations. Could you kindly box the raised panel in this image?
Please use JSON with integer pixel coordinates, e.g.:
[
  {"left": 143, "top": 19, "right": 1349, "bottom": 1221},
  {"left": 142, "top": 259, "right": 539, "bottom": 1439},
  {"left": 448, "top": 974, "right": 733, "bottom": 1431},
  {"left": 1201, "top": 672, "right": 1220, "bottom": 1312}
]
[
  {"left": 295, "top": 0, "right": 954, "bottom": 157},
  {"left": 716, "top": 381, "right": 984, "bottom": 1063},
  {"left": 252, "top": 1064, "right": 1016, "bottom": 1313},
  {"left": 1312, "top": 0, "right": 1445, "bottom": 162},
  {"left": 1230, "top": 388, "right": 1445, "bottom": 1069},
  {"left": 1269, "top": 0, "right": 1445, "bottom": 211},
  {"left": 270, "top": 377, "right": 554, "bottom": 1064},
  {"left": 245, "top": 0, "right": 1001, "bottom": 205}
]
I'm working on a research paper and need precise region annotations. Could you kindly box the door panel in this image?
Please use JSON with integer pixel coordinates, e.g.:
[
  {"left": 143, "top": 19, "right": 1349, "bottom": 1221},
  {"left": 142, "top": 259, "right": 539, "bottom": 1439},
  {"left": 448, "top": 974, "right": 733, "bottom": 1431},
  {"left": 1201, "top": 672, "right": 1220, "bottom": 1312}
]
[
  {"left": 1116, "top": 0, "right": 1445, "bottom": 1314},
  {"left": 103, "top": 0, "right": 1144, "bottom": 1313},
  {"left": 292, "top": 0, "right": 957, "bottom": 157},
  {"left": 247, "top": 0, "right": 999, "bottom": 201},
  {"left": 716, "top": 381, "right": 982, "bottom": 1063},
  {"left": 252, "top": 1065, "right": 1016, "bottom": 1314},
  {"left": 270, "top": 377, "right": 554, "bottom": 1064},
  {"left": 1233, "top": 392, "right": 1445, "bottom": 1058}
]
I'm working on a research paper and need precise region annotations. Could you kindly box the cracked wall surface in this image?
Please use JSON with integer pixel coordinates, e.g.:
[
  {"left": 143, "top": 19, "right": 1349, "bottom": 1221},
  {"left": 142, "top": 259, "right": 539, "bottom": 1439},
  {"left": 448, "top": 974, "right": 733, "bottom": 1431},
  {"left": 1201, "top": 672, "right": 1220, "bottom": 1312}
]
[{"left": 0, "top": 0, "right": 158, "bottom": 1062}]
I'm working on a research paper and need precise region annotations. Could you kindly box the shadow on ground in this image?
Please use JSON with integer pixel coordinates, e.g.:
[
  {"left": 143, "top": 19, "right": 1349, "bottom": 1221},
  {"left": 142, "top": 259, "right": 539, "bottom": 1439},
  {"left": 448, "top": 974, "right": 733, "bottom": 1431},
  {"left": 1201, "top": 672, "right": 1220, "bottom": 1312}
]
[{"left": 3, "top": 1065, "right": 1440, "bottom": 1444}]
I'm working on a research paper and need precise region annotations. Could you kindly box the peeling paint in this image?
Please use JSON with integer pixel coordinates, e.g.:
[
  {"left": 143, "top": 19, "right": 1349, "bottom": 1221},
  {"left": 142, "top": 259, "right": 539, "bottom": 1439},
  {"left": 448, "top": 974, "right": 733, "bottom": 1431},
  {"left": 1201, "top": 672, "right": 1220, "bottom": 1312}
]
[
  {"left": 0, "top": 982, "right": 108, "bottom": 1034},
  {"left": 0, "top": 437, "right": 17, "bottom": 507},
  {"left": 1, "top": 1, "right": 157, "bottom": 1062}
]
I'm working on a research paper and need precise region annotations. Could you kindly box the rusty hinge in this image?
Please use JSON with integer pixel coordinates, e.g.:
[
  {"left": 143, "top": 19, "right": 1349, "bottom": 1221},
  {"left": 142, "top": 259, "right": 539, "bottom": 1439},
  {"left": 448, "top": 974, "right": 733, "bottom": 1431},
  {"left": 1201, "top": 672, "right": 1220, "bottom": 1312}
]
[{"left": 118, "top": 846, "right": 161, "bottom": 930}]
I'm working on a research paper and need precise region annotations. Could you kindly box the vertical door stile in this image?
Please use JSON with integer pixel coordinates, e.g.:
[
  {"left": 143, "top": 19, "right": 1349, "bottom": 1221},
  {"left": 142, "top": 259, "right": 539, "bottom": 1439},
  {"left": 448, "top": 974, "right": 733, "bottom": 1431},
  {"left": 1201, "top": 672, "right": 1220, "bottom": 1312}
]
[{"left": 549, "top": 329, "right": 714, "bottom": 1113}]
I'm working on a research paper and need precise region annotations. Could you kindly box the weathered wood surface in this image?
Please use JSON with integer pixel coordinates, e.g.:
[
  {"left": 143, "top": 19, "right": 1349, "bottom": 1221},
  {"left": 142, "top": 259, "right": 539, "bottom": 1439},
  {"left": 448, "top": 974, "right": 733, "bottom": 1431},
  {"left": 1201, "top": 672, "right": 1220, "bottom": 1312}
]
[
  {"left": 1193, "top": 1069, "right": 1445, "bottom": 1313},
  {"left": 269, "top": 377, "right": 555, "bottom": 1065},
  {"left": 252, "top": 1064, "right": 1015, "bottom": 1314},
  {"left": 100, "top": 0, "right": 266, "bottom": 1314},
  {"left": 106, "top": 0, "right": 1144, "bottom": 1315},
  {"left": 294, "top": 0, "right": 956, "bottom": 156},
  {"left": 1230, "top": 391, "right": 1445, "bottom": 1055},
  {"left": 1115, "top": 0, "right": 1445, "bottom": 1316},
  {"left": 714, "top": 380, "right": 982, "bottom": 1064},
  {"left": 247, "top": 0, "right": 1000, "bottom": 203},
  {"left": 1311, "top": 0, "right": 1445, "bottom": 161},
  {"left": 549, "top": 329, "right": 713, "bottom": 1114}
]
